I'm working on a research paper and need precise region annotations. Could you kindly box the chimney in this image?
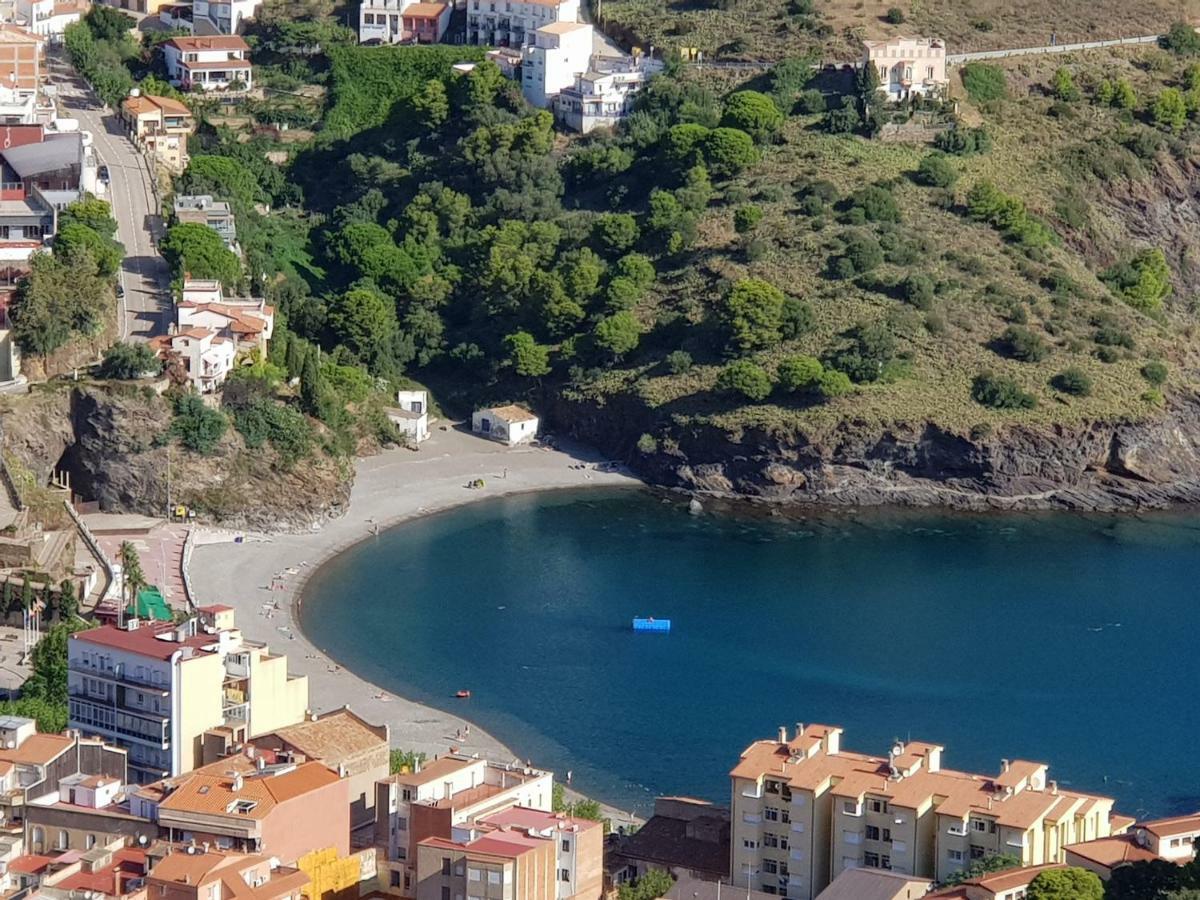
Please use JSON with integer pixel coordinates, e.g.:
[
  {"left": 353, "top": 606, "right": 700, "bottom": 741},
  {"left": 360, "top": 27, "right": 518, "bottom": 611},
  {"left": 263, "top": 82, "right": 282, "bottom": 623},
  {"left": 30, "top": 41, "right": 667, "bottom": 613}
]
[
  {"left": 1049, "top": 780, "right": 1058, "bottom": 795},
  {"left": 795, "top": 722, "right": 804, "bottom": 739},
  {"left": 777, "top": 726, "right": 787, "bottom": 743},
  {"left": 232, "top": 773, "right": 244, "bottom": 792},
  {"left": 1001, "top": 759, "right": 1010, "bottom": 773},
  {"left": 202, "top": 842, "right": 210, "bottom": 854}
]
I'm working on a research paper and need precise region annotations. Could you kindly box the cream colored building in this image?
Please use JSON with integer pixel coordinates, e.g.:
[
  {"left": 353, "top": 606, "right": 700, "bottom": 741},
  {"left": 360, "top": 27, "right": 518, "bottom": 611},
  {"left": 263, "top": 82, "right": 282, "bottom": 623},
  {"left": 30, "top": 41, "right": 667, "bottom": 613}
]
[
  {"left": 861, "top": 36, "right": 947, "bottom": 100},
  {"left": 68, "top": 606, "right": 308, "bottom": 782},
  {"left": 375, "top": 755, "right": 553, "bottom": 897},
  {"left": 729, "top": 725, "right": 1126, "bottom": 900}
]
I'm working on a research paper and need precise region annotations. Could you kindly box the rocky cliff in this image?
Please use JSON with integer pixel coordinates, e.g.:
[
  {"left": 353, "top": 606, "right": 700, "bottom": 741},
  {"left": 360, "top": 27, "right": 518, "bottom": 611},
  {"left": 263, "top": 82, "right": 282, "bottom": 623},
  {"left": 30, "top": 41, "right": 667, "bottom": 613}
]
[
  {"left": 0, "top": 385, "right": 352, "bottom": 531},
  {"left": 550, "top": 392, "right": 1200, "bottom": 511}
]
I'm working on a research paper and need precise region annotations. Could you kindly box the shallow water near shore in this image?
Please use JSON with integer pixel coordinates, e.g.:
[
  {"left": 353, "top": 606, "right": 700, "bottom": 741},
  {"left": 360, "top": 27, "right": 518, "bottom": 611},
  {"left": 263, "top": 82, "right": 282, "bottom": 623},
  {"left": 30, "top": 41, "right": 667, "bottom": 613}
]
[{"left": 300, "top": 488, "right": 1200, "bottom": 818}]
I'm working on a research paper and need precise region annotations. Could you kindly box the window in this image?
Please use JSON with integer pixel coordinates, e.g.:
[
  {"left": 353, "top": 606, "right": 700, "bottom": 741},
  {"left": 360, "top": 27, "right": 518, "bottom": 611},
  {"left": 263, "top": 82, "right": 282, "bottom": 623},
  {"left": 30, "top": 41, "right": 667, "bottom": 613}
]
[
  {"left": 441, "top": 858, "right": 451, "bottom": 876},
  {"left": 869, "top": 799, "right": 889, "bottom": 814},
  {"left": 865, "top": 826, "right": 880, "bottom": 841},
  {"left": 946, "top": 849, "right": 964, "bottom": 862},
  {"left": 764, "top": 807, "right": 780, "bottom": 821},
  {"left": 882, "top": 828, "right": 891, "bottom": 842},
  {"left": 487, "top": 872, "right": 500, "bottom": 885},
  {"left": 970, "top": 846, "right": 985, "bottom": 860},
  {"left": 467, "top": 869, "right": 481, "bottom": 883},
  {"left": 743, "top": 839, "right": 758, "bottom": 850},
  {"left": 881, "top": 856, "right": 891, "bottom": 870},
  {"left": 559, "top": 869, "right": 570, "bottom": 883},
  {"left": 765, "top": 780, "right": 781, "bottom": 794},
  {"left": 863, "top": 852, "right": 879, "bottom": 868},
  {"left": 57, "top": 830, "right": 68, "bottom": 850},
  {"left": 86, "top": 834, "right": 96, "bottom": 850},
  {"left": 781, "top": 810, "right": 791, "bottom": 824},
  {"left": 762, "top": 860, "right": 777, "bottom": 875},
  {"left": 396, "top": 817, "right": 408, "bottom": 831},
  {"left": 441, "top": 889, "right": 450, "bottom": 900},
  {"left": 390, "top": 872, "right": 401, "bottom": 888},
  {"left": 971, "top": 819, "right": 987, "bottom": 833},
  {"left": 561, "top": 840, "right": 570, "bottom": 852},
  {"left": 842, "top": 800, "right": 860, "bottom": 815}
]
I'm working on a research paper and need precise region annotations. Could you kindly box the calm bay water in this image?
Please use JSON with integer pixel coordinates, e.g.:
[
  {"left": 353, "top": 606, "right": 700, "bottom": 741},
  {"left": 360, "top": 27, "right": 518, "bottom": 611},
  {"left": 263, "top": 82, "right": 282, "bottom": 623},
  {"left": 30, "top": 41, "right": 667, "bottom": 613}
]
[{"left": 300, "top": 489, "right": 1200, "bottom": 819}]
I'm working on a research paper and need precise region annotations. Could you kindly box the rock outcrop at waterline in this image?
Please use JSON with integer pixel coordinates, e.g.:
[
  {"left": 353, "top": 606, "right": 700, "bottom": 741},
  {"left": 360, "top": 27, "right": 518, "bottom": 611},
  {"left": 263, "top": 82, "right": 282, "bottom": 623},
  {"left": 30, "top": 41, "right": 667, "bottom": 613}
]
[
  {"left": 0, "top": 385, "right": 351, "bottom": 531},
  {"left": 550, "top": 392, "right": 1200, "bottom": 511}
]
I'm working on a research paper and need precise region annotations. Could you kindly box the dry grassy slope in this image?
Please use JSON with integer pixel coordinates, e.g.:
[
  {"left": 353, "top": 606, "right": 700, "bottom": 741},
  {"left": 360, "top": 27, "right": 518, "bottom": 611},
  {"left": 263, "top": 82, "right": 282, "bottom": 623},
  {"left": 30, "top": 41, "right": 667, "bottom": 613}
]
[
  {"left": 597, "top": 47, "right": 1200, "bottom": 441},
  {"left": 601, "top": 0, "right": 1200, "bottom": 62}
]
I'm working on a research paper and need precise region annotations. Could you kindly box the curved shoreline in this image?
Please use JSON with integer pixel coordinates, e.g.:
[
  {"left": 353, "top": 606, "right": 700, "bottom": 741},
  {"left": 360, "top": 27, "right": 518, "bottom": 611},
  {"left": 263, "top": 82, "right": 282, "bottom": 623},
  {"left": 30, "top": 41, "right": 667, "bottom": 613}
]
[{"left": 186, "top": 428, "right": 643, "bottom": 827}]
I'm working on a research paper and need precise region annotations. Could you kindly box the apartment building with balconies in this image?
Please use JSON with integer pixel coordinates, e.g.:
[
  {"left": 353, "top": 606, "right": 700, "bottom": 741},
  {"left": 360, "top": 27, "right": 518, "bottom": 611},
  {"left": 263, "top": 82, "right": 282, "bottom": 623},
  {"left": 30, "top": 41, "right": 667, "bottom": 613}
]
[
  {"left": 414, "top": 806, "right": 602, "bottom": 900},
  {"left": 729, "top": 725, "right": 1126, "bottom": 900},
  {"left": 465, "top": 0, "right": 578, "bottom": 47},
  {"left": 67, "top": 608, "right": 308, "bottom": 784},
  {"left": 374, "top": 755, "right": 553, "bottom": 898}
]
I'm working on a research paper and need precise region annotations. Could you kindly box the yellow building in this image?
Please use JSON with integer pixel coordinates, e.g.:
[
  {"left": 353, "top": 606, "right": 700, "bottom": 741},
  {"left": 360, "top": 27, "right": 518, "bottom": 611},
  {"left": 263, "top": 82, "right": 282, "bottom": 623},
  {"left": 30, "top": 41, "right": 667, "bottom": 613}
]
[
  {"left": 729, "top": 725, "right": 1127, "bottom": 900},
  {"left": 68, "top": 606, "right": 309, "bottom": 783}
]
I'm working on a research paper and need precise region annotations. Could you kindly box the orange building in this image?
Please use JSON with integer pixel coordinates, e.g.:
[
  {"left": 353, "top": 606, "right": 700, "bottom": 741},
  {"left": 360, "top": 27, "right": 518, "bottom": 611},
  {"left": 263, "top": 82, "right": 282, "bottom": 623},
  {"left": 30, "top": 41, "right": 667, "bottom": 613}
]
[{"left": 150, "top": 762, "right": 350, "bottom": 865}]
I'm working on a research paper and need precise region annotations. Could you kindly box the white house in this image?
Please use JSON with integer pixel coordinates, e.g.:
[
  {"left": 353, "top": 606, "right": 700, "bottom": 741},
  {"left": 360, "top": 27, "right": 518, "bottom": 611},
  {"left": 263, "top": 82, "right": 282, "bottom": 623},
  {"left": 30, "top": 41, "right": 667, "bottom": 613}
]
[
  {"left": 157, "top": 327, "right": 236, "bottom": 393},
  {"left": 14, "top": 0, "right": 87, "bottom": 39},
  {"left": 472, "top": 404, "right": 539, "bottom": 445},
  {"left": 466, "top": 0, "right": 579, "bottom": 46},
  {"left": 554, "top": 53, "right": 664, "bottom": 132},
  {"left": 521, "top": 21, "right": 592, "bottom": 109},
  {"left": 177, "top": 277, "right": 274, "bottom": 358},
  {"left": 162, "top": 35, "right": 253, "bottom": 92},
  {"left": 388, "top": 389, "right": 430, "bottom": 444},
  {"left": 192, "top": 0, "right": 262, "bottom": 34}
]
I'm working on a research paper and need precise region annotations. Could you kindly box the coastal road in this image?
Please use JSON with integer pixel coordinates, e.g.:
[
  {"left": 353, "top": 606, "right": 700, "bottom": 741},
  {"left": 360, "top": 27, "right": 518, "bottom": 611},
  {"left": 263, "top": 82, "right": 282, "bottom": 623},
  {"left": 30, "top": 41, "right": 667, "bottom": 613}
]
[{"left": 47, "top": 51, "right": 172, "bottom": 342}]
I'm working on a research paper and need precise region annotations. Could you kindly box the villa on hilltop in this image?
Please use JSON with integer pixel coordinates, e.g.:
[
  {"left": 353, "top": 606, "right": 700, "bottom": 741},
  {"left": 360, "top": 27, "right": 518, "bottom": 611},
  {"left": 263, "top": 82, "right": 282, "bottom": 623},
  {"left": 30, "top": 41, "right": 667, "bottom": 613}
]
[{"left": 861, "top": 36, "right": 948, "bottom": 100}]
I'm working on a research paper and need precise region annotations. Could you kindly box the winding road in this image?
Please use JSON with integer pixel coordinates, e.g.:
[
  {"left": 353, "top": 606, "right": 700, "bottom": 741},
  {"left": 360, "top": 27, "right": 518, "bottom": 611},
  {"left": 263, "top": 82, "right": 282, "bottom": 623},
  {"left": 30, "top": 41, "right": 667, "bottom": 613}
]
[{"left": 47, "top": 50, "right": 172, "bottom": 342}]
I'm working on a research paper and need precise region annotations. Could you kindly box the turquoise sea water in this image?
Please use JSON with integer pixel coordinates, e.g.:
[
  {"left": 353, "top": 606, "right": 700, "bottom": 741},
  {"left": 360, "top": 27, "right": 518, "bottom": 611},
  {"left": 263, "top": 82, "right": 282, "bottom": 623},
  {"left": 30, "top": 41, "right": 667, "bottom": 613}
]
[{"left": 300, "top": 489, "right": 1200, "bottom": 819}]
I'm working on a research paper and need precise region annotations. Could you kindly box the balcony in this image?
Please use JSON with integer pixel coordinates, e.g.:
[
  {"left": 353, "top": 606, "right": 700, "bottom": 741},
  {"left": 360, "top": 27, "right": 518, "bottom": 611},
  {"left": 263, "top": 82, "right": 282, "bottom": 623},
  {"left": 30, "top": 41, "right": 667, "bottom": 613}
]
[{"left": 69, "top": 660, "right": 167, "bottom": 692}]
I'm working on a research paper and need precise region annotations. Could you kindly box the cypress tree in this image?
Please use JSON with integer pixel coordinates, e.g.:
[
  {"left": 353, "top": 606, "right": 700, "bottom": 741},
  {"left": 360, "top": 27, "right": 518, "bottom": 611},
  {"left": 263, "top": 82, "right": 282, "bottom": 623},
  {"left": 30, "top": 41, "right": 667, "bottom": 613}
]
[
  {"left": 300, "top": 346, "right": 322, "bottom": 416},
  {"left": 20, "top": 578, "right": 33, "bottom": 609},
  {"left": 58, "top": 579, "right": 77, "bottom": 621}
]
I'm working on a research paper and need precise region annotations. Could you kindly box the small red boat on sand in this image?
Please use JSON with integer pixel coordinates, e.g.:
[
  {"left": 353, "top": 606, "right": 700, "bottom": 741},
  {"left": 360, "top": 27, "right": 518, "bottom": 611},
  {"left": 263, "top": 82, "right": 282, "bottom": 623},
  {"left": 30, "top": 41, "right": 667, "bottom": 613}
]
[{"left": 455, "top": 690, "right": 471, "bottom": 699}]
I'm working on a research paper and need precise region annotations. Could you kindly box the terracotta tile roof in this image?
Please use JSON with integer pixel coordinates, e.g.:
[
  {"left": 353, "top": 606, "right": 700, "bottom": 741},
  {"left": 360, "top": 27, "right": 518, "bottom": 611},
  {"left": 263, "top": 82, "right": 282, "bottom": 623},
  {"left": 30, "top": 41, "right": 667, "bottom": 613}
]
[
  {"left": 733, "top": 729, "right": 1118, "bottom": 833},
  {"left": 0, "top": 23, "right": 45, "bottom": 42},
  {"left": 165, "top": 35, "right": 249, "bottom": 51},
  {"left": 1063, "top": 834, "right": 1159, "bottom": 869},
  {"left": 267, "top": 709, "right": 386, "bottom": 767},
  {"left": 479, "top": 806, "right": 601, "bottom": 834},
  {"left": 8, "top": 854, "right": 53, "bottom": 874},
  {"left": 0, "top": 732, "right": 72, "bottom": 766},
  {"left": 993, "top": 760, "right": 1046, "bottom": 790},
  {"left": 1142, "top": 813, "right": 1200, "bottom": 838},
  {"left": 390, "top": 754, "right": 474, "bottom": 787},
  {"left": 971, "top": 863, "right": 1064, "bottom": 892},
  {"left": 158, "top": 761, "right": 340, "bottom": 820},
  {"left": 56, "top": 848, "right": 148, "bottom": 895},
  {"left": 815, "top": 868, "right": 933, "bottom": 900},
  {"left": 402, "top": 2, "right": 446, "bottom": 15},
  {"left": 150, "top": 95, "right": 192, "bottom": 116}
]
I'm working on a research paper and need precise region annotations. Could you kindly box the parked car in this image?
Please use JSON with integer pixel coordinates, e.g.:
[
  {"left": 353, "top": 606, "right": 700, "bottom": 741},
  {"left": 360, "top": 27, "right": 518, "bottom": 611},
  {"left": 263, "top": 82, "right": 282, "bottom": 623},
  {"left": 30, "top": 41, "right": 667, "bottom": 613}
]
[{"left": 98, "top": 164, "right": 110, "bottom": 185}]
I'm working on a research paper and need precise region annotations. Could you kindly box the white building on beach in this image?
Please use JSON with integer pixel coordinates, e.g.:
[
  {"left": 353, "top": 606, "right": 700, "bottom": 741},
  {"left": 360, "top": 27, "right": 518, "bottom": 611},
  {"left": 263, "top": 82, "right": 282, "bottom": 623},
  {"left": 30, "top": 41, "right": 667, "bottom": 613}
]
[
  {"left": 388, "top": 389, "right": 430, "bottom": 444},
  {"left": 472, "top": 405, "right": 538, "bottom": 445}
]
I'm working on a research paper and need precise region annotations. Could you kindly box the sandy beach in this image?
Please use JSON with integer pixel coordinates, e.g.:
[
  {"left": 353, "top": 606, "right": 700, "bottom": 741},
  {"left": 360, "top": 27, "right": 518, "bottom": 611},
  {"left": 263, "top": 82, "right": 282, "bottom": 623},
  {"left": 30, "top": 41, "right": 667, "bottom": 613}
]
[{"left": 187, "top": 425, "right": 643, "bottom": 827}]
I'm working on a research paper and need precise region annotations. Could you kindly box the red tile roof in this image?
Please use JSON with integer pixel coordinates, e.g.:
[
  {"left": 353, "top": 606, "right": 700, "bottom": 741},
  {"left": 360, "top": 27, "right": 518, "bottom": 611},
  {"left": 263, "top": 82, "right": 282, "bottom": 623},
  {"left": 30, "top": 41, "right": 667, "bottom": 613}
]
[
  {"left": 165, "top": 35, "right": 249, "bottom": 51},
  {"left": 72, "top": 622, "right": 219, "bottom": 662}
]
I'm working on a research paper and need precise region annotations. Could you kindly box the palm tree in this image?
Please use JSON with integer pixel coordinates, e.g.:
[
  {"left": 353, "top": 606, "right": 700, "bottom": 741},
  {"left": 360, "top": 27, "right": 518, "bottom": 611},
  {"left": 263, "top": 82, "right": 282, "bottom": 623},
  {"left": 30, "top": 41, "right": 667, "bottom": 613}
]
[{"left": 119, "top": 541, "right": 146, "bottom": 620}]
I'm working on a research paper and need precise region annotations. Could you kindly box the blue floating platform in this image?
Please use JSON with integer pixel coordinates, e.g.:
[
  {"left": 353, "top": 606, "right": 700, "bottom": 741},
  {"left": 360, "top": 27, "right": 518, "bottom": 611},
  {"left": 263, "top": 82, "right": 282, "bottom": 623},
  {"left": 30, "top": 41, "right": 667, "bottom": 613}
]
[{"left": 633, "top": 617, "right": 671, "bottom": 632}]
